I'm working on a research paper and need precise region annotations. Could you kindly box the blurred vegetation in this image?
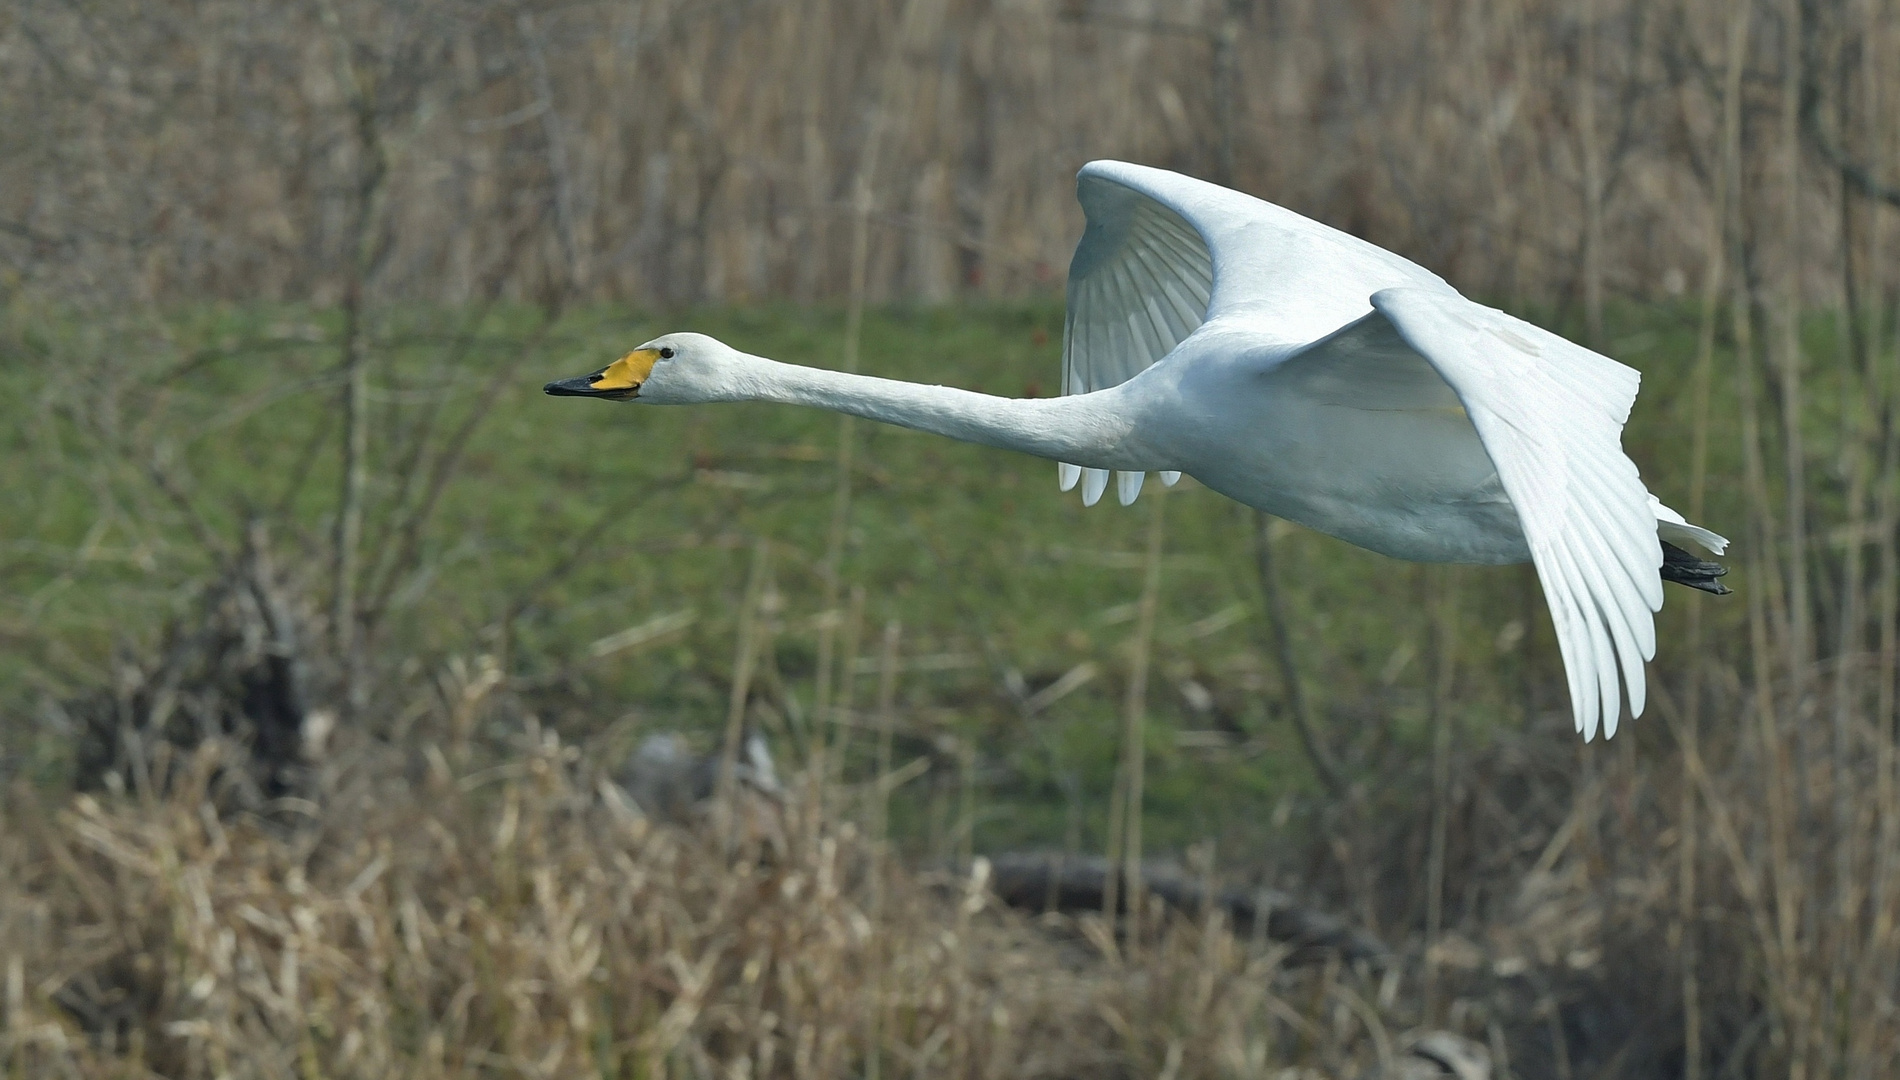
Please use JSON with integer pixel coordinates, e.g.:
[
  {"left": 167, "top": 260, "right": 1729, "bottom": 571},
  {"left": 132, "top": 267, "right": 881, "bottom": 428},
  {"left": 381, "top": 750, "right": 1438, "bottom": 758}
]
[{"left": 4, "top": 0, "right": 1891, "bottom": 316}]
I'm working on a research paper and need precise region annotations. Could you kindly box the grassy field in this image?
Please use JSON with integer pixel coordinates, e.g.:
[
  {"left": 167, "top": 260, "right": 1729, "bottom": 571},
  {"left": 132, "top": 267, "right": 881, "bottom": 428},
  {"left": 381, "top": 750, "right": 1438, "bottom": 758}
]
[{"left": 2, "top": 298, "right": 1758, "bottom": 857}]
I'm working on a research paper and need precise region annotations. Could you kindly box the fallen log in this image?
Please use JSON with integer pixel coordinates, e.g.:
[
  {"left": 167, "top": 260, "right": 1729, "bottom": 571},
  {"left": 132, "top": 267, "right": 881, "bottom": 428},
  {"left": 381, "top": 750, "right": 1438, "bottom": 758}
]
[{"left": 984, "top": 851, "right": 1389, "bottom": 965}]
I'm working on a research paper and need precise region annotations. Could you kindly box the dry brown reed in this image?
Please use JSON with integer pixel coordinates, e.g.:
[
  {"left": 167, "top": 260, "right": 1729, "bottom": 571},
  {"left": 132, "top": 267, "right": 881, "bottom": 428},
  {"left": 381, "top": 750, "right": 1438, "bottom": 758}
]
[{"left": 0, "top": 730, "right": 1426, "bottom": 1080}]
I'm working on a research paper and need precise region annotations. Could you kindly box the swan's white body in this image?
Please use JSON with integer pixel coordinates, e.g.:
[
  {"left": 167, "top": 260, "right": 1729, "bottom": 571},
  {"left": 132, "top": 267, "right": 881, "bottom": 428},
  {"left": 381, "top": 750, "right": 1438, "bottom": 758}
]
[{"left": 551, "top": 161, "right": 1727, "bottom": 742}]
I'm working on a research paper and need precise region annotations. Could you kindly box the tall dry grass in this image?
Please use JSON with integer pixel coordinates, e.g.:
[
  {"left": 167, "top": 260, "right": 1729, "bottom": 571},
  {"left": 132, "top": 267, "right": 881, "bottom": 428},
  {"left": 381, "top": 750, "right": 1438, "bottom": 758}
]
[
  {"left": 0, "top": 730, "right": 1426, "bottom": 1080},
  {"left": 26, "top": 650, "right": 1900, "bottom": 1077}
]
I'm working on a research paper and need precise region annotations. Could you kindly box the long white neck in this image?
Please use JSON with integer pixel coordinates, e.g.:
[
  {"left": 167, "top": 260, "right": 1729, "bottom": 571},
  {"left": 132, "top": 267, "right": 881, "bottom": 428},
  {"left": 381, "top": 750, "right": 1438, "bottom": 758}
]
[{"left": 725, "top": 354, "right": 1149, "bottom": 469}]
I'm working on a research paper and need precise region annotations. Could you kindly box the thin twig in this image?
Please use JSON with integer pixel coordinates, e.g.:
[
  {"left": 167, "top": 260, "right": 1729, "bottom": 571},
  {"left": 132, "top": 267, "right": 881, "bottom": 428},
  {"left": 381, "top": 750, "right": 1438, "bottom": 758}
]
[
  {"left": 1250, "top": 512, "right": 1344, "bottom": 797},
  {"left": 1115, "top": 481, "right": 1169, "bottom": 956},
  {"left": 717, "top": 539, "right": 772, "bottom": 821}
]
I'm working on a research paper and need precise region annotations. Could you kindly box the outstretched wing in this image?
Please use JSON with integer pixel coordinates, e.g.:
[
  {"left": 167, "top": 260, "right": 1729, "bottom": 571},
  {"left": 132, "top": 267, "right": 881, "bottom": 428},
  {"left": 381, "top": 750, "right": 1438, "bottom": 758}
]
[
  {"left": 1060, "top": 170, "right": 1213, "bottom": 505},
  {"left": 1059, "top": 160, "right": 1451, "bottom": 505},
  {"left": 1277, "top": 287, "right": 1661, "bottom": 740}
]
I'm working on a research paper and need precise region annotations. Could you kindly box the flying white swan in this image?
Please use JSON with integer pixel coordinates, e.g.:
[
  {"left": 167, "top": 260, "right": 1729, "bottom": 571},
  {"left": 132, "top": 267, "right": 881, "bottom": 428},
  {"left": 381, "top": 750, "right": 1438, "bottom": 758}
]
[{"left": 548, "top": 160, "right": 1728, "bottom": 741}]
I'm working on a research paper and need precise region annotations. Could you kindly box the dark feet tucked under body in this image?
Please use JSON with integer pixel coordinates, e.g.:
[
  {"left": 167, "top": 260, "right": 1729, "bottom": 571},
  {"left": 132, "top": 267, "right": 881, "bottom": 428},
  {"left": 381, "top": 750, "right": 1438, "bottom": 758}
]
[{"left": 1661, "top": 540, "right": 1731, "bottom": 595}]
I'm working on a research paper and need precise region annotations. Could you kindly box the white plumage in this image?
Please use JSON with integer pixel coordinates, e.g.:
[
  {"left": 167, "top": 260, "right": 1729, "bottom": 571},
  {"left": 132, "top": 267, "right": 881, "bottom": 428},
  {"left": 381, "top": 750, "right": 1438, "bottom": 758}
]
[{"left": 548, "top": 160, "right": 1728, "bottom": 742}]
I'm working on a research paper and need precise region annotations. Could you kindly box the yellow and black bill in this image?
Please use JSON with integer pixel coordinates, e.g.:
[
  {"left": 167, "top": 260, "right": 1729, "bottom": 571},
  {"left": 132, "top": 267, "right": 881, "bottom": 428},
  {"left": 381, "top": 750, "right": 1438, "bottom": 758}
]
[{"left": 544, "top": 348, "right": 661, "bottom": 400}]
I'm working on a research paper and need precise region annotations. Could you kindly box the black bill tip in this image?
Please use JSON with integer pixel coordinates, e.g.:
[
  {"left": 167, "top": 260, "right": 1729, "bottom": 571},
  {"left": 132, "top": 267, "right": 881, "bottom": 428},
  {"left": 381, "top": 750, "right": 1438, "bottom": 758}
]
[
  {"left": 544, "top": 374, "right": 602, "bottom": 396},
  {"left": 544, "top": 370, "right": 637, "bottom": 399}
]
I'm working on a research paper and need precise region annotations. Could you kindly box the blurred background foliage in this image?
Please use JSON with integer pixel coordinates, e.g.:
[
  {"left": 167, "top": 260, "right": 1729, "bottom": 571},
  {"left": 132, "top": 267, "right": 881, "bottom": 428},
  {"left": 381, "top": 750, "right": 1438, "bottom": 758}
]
[{"left": 0, "top": 0, "right": 1872, "bottom": 311}]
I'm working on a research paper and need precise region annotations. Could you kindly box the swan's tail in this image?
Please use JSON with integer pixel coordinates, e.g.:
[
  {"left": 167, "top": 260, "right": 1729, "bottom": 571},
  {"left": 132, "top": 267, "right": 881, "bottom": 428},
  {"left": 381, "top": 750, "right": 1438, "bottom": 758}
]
[{"left": 1650, "top": 495, "right": 1729, "bottom": 554}]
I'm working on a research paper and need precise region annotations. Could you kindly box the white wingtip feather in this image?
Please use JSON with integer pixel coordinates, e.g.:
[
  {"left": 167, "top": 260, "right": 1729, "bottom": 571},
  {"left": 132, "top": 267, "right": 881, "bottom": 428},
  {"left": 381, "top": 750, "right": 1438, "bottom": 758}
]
[{"left": 1116, "top": 471, "right": 1145, "bottom": 505}]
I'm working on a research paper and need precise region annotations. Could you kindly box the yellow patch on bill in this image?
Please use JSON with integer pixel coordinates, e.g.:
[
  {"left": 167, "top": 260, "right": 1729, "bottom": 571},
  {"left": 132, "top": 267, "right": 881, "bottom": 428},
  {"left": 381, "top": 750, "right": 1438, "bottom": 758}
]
[{"left": 593, "top": 348, "right": 661, "bottom": 391}]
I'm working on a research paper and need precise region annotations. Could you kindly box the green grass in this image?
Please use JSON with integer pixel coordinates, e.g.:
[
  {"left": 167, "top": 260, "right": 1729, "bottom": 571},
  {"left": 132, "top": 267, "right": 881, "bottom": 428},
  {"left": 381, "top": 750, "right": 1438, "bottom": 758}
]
[{"left": 0, "top": 297, "right": 1787, "bottom": 860}]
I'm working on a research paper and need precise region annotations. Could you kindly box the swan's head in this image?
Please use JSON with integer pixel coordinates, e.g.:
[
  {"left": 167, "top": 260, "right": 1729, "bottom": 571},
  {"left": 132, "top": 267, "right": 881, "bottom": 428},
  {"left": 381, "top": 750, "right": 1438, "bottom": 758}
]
[{"left": 543, "top": 332, "right": 747, "bottom": 404}]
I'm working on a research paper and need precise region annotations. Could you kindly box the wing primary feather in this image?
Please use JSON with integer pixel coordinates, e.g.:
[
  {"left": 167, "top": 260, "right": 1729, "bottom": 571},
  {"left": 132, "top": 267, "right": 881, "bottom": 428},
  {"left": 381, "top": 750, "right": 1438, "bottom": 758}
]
[
  {"left": 1120, "top": 301, "right": 1163, "bottom": 376},
  {"left": 1551, "top": 542, "right": 1623, "bottom": 740},
  {"left": 1572, "top": 467, "right": 1666, "bottom": 611},
  {"left": 1079, "top": 277, "right": 1108, "bottom": 392},
  {"left": 1077, "top": 276, "right": 1108, "bottom": 393},
  {"left": 1124, "top": 221, "right": 1200, "bottom": 323},
  {"left": 1109, "top": 259, "right": 1165, "bottom": 381},
  {"left": 1563, "top": 498, "right": 1659, "bottom": 663},
  {"left": 1063, "top": 286, "right": 1087, "bottom": 395},
  {"left": 1512, "top": 477, "right": 1630, "bottom": 736},
  {"left": 1570, "top": 477, "right": 1665, "bottom": 618},
  {"left": 1135, "top": 236, "right": 1211, "bottom": 302},
  {"left": 1102, "top": 261, "right": 1143, "bottom": 386},
  {"left": 1117, "top": 471, "right": 1146, "bottom": 505},
  {"left": 1156, "top": 276, "right": 1207, "bottom": 336},
  {"left": 1123, "top": 223, "right": 1201, "bottom": 330},
  {"left": 1137, "top": 296, "right": 1175, "bottom": 368},
  {"left": 1525, "top": 539, "right": 1589, "bottom": 735},
  {"left": 1145, "top": 228, "right": 1215, "bottom": 297},
  {"left": 1139, "top": 209, "right": 1210, "bottom": 271},
  {"left": 1573, "top": 527, "right": 1650, "bottom": 717},
  {"left": 1126, "top": 240, "right": 1194, "bottom": 348},
  {"left": 1061, "top": 308, "right": 1078, "bottom": 397},
  {"left": 1530, "top": 525, "right": 1608, "bottom": 737},
  {"left": 1539, "top": 553, "right": 1598, "bottom": 737},
  {"left": 1591, "top": 571, "right": 1644, "bottom": 729},
  {"left": 1084, "top": 274, "right": 1115, "bottom": 392}
]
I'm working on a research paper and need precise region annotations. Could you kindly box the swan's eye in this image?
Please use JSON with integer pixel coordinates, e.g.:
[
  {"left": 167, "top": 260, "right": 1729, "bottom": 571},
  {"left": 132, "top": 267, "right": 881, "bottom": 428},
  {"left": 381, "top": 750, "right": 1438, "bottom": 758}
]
[{"left": 659, "top": 347, "right": 675, "bottom": 359}]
